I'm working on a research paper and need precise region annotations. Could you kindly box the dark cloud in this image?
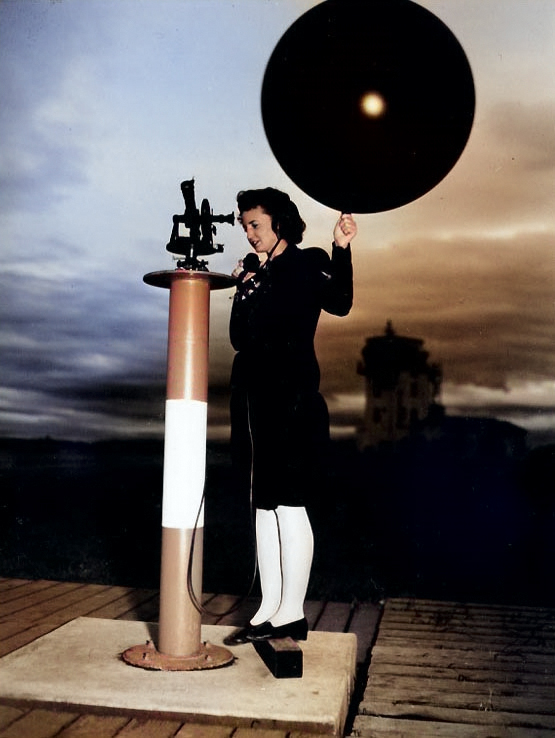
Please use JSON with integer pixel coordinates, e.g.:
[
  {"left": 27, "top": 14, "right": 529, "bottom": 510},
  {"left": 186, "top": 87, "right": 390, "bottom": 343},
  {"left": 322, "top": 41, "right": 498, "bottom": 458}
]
[
  {"left": 2, "top": 223, "right": 552, "bottom": 442},
  {"left": 452, "top": 403, "right": 554, "bottom": 423},
  {"left": 317, "top": 230, "right": 555, "bottom": 395},
  {"left": 0, "top": 265, "right": 167, "bottom": 435},
  {"left": 0, "top": 256, "right": 235, "bottom": 439},
  {"left": 65, "top": 379, "right": 166, "bottom": 424},
  {"left": 1, "top": 1, "right": 553, "bottom": 442}
]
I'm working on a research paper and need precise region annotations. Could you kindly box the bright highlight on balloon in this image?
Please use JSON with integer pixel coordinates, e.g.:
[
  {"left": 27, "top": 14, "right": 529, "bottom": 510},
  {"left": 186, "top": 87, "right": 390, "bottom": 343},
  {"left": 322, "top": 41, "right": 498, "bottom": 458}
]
[{"left": 360, "top": 91, "right": 386, "bottom": 118}]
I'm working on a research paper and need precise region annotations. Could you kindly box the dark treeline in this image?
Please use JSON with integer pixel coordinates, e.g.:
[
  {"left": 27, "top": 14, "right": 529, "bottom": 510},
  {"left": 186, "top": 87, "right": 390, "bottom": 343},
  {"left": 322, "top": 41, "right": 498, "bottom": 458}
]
[{"left": 1, "top": 431, "right": 553, "bottom": 606}]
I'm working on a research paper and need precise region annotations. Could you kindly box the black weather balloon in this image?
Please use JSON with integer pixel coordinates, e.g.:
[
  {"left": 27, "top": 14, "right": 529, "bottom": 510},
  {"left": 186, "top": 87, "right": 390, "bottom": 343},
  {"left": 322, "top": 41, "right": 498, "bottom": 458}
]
[{"left": 261, "top": 0, "right": 475, "bottom": 213}]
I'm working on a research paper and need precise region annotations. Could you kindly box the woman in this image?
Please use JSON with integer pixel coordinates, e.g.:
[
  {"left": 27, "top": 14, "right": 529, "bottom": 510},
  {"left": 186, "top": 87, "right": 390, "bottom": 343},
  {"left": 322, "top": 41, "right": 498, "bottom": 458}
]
[{"left": 224, "top": 187, "right": 356, "bottom": 645}]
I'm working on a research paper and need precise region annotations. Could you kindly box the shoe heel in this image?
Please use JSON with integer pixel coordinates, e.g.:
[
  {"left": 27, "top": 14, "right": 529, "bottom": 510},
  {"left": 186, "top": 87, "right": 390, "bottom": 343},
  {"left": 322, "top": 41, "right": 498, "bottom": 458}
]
[
  {"left": 289, "top": 619, "right": 308, "bottom": 641},
  {"left": 271, "top": 618, "right": 308, "bottom": 641}
]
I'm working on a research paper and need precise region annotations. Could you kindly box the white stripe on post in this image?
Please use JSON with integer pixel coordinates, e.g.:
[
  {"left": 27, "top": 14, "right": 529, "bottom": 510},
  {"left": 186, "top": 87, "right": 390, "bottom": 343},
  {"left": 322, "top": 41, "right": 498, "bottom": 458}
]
[{"left": 162, "top": 398, "right": 207, "bottom": 530}]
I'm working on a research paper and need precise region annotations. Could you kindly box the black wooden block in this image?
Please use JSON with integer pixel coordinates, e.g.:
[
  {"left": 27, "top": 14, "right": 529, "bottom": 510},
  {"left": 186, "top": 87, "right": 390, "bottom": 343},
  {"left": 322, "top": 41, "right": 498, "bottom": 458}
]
[{"left": 253, "top": 637, "right": 303, "bottom": 679}]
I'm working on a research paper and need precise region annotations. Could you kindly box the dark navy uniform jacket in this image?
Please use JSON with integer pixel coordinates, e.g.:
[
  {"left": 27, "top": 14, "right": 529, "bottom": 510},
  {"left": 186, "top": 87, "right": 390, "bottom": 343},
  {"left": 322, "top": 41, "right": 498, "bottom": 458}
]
[{"left": 229, "top": 242, "right": 353, "bottom": 509}]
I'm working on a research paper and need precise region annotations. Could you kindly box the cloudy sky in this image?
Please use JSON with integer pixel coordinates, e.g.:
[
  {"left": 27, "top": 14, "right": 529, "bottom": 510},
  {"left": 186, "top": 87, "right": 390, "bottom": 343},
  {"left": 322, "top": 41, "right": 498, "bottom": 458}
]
[{"left": 1, "top": 0, "right": 554, "bottom": 444}]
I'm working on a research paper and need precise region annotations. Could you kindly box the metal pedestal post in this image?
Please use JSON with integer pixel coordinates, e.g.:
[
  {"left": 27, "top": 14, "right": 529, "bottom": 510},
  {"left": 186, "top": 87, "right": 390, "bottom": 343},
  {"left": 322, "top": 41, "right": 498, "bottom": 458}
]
[{"left": 123, "top": 269, "right": 235, "bottom": 671}]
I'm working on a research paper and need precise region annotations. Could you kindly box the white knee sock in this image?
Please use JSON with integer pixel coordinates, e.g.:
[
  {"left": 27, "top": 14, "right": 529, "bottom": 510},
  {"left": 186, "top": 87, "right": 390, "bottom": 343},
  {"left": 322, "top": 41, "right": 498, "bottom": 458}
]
[
  {"left": 270, "top": 505, "right": 314, "bottom": 627},
  {"left": 250, "top": 508, "right": 282, "bottom": 626}
]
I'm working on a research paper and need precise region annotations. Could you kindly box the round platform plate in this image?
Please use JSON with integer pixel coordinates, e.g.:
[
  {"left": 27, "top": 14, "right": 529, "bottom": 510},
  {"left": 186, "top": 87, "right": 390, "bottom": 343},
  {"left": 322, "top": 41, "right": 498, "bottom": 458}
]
[
  {"left": 143, "top": 269, "right": 236, "bottom": 290},
  {"left": 122, "top": 640, "right": 235, "bottom": 671},
  {"left": 261, "top": 0, "right": 475, "bottom": 213}
]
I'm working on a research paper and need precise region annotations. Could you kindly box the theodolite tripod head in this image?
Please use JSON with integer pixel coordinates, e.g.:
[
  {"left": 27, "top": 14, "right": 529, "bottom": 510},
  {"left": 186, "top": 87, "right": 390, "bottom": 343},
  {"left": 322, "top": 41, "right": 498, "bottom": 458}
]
[{"left": 166, "top": 179, "right": 234, "bottom": 271}]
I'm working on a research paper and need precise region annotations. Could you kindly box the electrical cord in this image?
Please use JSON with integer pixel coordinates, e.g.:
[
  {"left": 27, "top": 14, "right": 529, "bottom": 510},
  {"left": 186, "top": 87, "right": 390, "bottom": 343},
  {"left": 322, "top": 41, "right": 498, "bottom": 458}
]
[
  {"left": 186, "top": 482, "right": 258, "bottom": 619},
  {"left": 186, "top": 392, "right": 259, "bottom": 619}
]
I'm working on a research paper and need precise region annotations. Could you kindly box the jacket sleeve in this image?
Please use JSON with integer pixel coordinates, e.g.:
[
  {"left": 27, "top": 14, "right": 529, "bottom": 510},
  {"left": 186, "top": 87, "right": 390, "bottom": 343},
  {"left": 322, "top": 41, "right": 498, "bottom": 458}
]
[
  {"left": 320, "top": 243, "right": 353, "bottom": 316},
  {"left": 229, "top": 289, "right": 250, "bottom": 351}
]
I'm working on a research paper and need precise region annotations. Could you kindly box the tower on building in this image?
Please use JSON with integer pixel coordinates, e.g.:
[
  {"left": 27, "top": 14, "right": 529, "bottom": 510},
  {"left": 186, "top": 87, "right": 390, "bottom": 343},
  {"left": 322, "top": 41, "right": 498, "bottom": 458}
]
[{"left": 357, "top": 321, "right": 442, "bottom": 449}]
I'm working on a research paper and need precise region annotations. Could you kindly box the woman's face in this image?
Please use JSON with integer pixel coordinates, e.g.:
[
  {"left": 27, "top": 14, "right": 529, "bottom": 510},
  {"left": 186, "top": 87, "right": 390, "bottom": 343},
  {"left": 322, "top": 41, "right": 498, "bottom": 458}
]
[{"left": 240, "top": 207, "right": 280, "bottom": 255}]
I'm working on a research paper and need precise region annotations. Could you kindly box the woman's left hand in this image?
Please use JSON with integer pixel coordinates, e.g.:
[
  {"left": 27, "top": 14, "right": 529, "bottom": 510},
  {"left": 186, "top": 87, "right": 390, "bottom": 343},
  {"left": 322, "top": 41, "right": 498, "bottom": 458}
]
[{"left": 334, "top": 213, "right": 357, "bottom": 248}]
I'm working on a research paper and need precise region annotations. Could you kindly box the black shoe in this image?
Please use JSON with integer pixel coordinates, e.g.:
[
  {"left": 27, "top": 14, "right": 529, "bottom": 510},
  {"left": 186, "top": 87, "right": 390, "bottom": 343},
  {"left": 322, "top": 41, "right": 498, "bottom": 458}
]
[
  {"left": 223, "top": 621, "right": 272, "bottom": 646},
  {"left": 248, "top": 617, "right": 309, "bottom": 642}
]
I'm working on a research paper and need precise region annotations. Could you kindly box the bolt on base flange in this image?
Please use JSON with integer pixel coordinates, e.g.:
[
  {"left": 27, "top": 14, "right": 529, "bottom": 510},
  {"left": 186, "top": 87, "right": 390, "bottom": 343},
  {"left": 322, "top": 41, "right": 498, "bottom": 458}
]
[{"left": 122, "top": 639, "right": 234, "bottom": 671}]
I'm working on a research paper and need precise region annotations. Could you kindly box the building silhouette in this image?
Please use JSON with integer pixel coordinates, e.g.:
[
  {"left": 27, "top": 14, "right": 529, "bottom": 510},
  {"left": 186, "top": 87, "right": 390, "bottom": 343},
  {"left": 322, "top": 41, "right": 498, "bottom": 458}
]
[{"left": 357, "top": 321, "right": 442, "bottom": 449}]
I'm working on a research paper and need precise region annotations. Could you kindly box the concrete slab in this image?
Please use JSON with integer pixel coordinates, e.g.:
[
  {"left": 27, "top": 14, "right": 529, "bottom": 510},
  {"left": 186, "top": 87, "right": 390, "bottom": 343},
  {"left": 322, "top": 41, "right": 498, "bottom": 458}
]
[{"left": 0, "top": 618, "right": 357, "bottom": 735}]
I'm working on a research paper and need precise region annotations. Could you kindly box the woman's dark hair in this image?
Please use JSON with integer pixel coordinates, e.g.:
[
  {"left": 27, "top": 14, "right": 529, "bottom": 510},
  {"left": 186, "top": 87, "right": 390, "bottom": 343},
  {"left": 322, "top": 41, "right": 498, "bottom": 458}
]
[{"left": 237, "top": 188, "right": 306, "bottom": 244}]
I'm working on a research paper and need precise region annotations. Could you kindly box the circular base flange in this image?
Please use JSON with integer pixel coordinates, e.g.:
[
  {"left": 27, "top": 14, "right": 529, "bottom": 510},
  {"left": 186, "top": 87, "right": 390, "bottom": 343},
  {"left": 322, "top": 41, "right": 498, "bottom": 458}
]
[{"left": 122, "top": 640, "right": 235, "bottom": 671}]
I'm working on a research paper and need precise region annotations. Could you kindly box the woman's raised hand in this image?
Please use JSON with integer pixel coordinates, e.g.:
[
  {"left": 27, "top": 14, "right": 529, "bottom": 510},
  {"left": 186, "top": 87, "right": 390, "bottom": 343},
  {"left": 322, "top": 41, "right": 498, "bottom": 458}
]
[{"left": 333, "top": 213, "right": 357, "bottom": 248}]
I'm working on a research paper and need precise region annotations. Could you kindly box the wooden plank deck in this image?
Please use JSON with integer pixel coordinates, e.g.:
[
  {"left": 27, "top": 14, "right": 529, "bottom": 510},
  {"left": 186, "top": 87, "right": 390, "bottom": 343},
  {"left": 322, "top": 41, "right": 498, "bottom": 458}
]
[
  {"left": 352, "top": 597, "right": 555, "bottom": 738},
  {"left": 0, "top": 578, "right": 380, "bottom": 738},
  {"left": 2, "top": 579, "right": 554, "bottom": 737}
]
